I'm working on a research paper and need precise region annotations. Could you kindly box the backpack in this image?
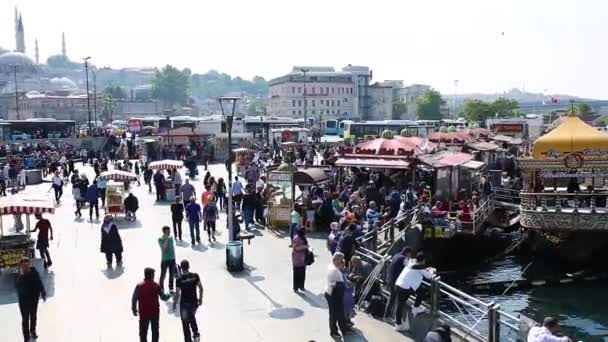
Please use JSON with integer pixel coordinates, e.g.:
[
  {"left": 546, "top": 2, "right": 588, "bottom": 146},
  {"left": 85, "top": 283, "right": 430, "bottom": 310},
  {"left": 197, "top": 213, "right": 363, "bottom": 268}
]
[{"left": 365, "top": 295, "right": 386, "bottom": 319}]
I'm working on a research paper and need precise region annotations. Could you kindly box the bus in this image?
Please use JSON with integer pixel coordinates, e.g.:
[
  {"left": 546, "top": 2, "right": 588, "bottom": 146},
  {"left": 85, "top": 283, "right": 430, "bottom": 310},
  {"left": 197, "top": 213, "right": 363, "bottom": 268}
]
[
  {"left": 0, "top": 119, "right": 76, "bottom": 140},
  {"left": 342, "top": 120, "right": 421, "bottom": 140},
  {"left": 322, "top": 119, "right": 339, "bottom": 135},
  {"left": 338, "top": 120, "right": 353, "bottom": 137}
]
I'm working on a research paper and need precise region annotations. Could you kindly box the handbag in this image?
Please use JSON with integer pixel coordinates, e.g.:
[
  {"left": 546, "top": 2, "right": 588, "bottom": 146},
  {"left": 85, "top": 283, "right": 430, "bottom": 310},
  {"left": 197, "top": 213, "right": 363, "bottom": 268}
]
[{"left": 305, "top": 249, "right": 315, "bottom": 266}]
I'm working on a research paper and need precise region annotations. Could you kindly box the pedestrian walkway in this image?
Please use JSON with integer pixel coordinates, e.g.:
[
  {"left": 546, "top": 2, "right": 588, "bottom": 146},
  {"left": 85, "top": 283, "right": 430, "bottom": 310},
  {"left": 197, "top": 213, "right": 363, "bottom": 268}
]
[{"left": 0, "top": 163, "right": 413, "bottom": 342}]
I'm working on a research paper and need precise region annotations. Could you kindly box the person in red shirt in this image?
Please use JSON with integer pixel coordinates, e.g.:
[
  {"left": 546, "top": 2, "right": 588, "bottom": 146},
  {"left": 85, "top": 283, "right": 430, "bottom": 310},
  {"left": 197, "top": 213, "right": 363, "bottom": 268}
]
[
  {"left": 31, "top": 214, "right": 53, "bottom": 269},
  {"left": 131, "top": 268, "right": 170, "bottom": 342},
  {"left": 201, "top": 185, "right": 212, "bottom": 207}
]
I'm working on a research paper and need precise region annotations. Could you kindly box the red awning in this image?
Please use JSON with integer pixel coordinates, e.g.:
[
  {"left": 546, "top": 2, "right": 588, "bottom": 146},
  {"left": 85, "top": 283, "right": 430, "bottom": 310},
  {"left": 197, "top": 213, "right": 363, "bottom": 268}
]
[
  {"left": 149, "top": 160, "right": 184, "bottom": 170},
  {"left": 99, "top": 170, "right": 139, "bottom": 182},
  {"left": 467, "top": 141, "right": 499, "bottom": 151},
  {"left": 417, "top": 151, "right": 474, "bottom": 168},
  {"left": 335, "top": 158, "right": 410, "bottom": 169},
  {"left": 0, "top": 196, "right": 55, "bottom": 215}
]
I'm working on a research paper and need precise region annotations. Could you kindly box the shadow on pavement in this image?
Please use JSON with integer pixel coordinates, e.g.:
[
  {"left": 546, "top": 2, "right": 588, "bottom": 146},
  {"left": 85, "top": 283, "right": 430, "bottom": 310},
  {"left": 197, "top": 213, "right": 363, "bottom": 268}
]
[
  {"left": 209, "top": 241, "right": 225, "bottom": 249},
  {"left": 175, "top": 240, "right": 190, "bottom": 248},
  {"left": 102, "top": 265, "right": 125, "bottom": 279},
  {"left": 191, "top": 244, "right": 208, "bottom": 252},
  {"left": 268, "top": 307, "right": 304, "bottom": 320},
  {"left": 117, "top": 220, "right": 143, "bottom": 230},
  {"left": 343, "top": 328, "right": 370, "bottom": 342},
  {"left": 298, "top": 290, "right": 328, "bottom": 309}
]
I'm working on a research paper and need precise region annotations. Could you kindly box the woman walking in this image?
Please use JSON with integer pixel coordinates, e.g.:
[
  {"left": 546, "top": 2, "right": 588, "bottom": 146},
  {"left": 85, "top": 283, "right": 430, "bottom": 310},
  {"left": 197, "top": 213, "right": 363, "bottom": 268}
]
[
  {"left": 100, "top": 216, "right": 123, "bottom": 267},
  {"left": 291, "top": 227, "right": 309, "bottom": 292},
  {"left": 171, "top": 196, "right": 184, "bottom": 240},
  {"left": 215, "top": 178, "right": 226, "bottom": 211}
]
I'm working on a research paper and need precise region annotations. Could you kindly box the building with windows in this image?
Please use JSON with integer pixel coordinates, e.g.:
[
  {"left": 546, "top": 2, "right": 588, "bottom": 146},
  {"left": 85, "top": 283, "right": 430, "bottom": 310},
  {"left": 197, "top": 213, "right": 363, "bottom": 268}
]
[
  {"left": 397, "top": 84, "right": 431, "bottom": 120},
  {"left": 268, "top": 65, "right": 371, "bottom": 120}
]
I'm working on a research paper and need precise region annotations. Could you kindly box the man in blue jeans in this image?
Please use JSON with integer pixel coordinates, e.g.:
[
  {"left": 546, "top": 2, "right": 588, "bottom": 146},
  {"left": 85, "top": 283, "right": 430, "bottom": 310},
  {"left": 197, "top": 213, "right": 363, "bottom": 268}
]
[{"left": 185, "top": 196, "right": 202, "bottom": 245}]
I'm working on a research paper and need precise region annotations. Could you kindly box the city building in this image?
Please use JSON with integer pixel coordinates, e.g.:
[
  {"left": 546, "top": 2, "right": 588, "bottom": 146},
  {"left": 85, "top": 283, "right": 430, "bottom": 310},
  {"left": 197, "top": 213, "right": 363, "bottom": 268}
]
[
  {"left": 368, "top": 82, "right": 394, "bottom": 120},
  {"left": 397, "top": 84, "right": 431, "bottom": 120},
  {"left": 9, "top": 91, "right": 103, "bottom": 121},
  {"left": 268, "top": 65, "right": 371, "bottom": 120}
]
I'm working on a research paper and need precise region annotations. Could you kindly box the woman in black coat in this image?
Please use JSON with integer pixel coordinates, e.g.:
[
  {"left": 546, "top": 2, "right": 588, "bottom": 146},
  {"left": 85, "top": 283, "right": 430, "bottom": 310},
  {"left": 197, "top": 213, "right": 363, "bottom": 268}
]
[{"left": 100, "top": 216, "right": 123, "bottom": 267}]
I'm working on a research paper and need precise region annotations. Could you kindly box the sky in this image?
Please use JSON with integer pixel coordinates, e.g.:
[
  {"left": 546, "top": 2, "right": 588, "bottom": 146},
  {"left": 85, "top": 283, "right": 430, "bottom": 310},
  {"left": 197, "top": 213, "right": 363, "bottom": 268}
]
[{"left": 1, "top": 0, "right": 606, "bottom": 98}]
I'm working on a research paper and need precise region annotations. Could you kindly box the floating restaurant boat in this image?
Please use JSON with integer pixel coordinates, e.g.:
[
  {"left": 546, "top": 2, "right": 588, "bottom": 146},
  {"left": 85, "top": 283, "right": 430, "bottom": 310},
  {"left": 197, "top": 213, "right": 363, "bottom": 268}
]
[{"left": 518, "top": 110, "right": 608, "bottom": 262}]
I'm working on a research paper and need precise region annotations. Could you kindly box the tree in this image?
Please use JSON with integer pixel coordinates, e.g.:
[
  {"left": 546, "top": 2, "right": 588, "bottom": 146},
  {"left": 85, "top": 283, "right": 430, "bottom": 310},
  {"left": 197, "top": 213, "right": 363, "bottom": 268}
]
[
  {"left": 151, "top": 65, "right": 191, "bottom": 107},
  {"left": 574, "top": 102, "right": 593, "bottom": 115},
  {"left": 104, "top": 85, "right": 127, "bottom": 99},
  {"left": 392, "top": 101, "right": 406, "bottom": 119},
  {"left": 101, "top": 94, "right": 114, "bottom": 122},
  {"left": 463, "top": 99, "right": 493, "bottom": 122},
  {"left": 415, "top": 90, "right": 444, "bottom": 120},
  {"left": 491, "top": 97, "right": 519, "bottom": 117}
]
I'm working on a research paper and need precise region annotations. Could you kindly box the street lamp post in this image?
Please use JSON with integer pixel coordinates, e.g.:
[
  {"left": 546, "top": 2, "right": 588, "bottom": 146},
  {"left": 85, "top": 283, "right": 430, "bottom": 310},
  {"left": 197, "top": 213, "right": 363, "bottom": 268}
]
[
  {"left": 219, "top": 96, "right": 240, "bottom": 271},
  {"left": 83, "top": 57, "right": 92, "bottom": 132},
  {"left": 300, "top": 68, "right": 309, "bottom": 144},
  {"left": 453, "top": 79, "right": 459, "bottom": 120},
  {"left": 9, "top": 64, "right": 19, "bottom": 120}
]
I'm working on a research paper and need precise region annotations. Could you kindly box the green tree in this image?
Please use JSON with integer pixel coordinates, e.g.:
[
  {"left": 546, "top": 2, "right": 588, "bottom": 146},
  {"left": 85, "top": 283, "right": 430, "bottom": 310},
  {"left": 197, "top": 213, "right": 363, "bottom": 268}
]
[
  {"left": 392, "top": 101, "right": 406, "bottom": 119},
  {"left": 152, "top": 65, "right": 191, "bottom": 107},
  {"left": 463, "top": 99, "right": 493, "bottom": 122},
  {"left": 574, "top": 102, "right": 593, "bottom": 115},
  {"left": 491, "top": 97, "right": 519, "bottom": 117},
  {"left": 415, "top": 90, "right": 445, "bottom": 120}
]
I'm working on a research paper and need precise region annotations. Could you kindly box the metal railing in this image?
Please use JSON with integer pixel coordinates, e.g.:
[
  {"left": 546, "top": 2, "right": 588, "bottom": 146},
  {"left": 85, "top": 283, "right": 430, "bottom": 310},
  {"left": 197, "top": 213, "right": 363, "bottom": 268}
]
[
  {"left": 493, "top": 187, "right": 521, "bottom": 204},
  {"left": 520, "top": 191, "right": 608, "bottom": 212}
]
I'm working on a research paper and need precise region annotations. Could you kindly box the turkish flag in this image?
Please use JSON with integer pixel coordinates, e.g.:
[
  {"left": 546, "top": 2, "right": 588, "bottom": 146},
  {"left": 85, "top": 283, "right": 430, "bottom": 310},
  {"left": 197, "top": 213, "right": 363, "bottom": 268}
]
[{"left": 551, "top": 97, "right": 558, "bottom": 103}]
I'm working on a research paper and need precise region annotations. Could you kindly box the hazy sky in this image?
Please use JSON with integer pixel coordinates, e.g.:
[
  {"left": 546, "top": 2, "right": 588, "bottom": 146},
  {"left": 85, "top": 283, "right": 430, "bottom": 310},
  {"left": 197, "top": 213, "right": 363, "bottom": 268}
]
[{"left": 1, "top": 0, "right": 606, "bottom": 98}]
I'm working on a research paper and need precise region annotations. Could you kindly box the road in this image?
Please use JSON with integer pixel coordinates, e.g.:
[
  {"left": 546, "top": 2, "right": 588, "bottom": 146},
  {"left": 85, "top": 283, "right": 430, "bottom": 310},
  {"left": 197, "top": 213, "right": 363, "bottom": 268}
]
[{"left": 0, "top": 162, "right": 413, "bottom": 342}]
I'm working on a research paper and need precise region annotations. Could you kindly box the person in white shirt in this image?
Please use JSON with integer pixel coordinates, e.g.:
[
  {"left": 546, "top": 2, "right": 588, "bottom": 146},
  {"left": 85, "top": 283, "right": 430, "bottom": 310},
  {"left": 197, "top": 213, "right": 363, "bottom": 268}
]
[
  {"left": 50, "top": 171, "right": 64, "bottom": 204},
  {"left": 18, "top": 168, "right": 26, "bottom": 189},
  {"left": 393, "top": 252, "right": 435, "bottom": 331},
  {"left": 528, "top": 317, "right": 571, "bottom": 342},
  {"left": 325, "top": 252, "right": 352, "bottom": 338},
  {"left": 172, "top": 169, "right": 183, "bottom": 196}
]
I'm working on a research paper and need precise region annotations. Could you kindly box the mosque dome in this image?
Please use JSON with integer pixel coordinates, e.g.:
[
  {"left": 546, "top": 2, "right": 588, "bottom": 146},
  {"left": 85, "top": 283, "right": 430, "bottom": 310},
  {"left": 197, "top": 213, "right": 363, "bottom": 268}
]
[
  {"left": 49, "top": 77, "right": 78, "bottom": 91},
  {"left": 0, "top": 52, "right": 36, "bottom": 74}
]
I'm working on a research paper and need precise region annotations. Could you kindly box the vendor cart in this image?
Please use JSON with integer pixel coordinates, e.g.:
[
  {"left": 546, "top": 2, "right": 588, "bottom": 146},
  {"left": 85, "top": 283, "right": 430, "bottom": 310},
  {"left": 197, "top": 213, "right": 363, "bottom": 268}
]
[
  {"left": 105, "top": 181, "right": 127, "bottom": 217},
  {"left": 148, "top": 159, "right": 183, "bottom": 201},
  {"left": 233, "top": 148, "right": 254, "bottom": 177},
  {"left": 0, "top": 195, "right": 54, "bottom": 272}
]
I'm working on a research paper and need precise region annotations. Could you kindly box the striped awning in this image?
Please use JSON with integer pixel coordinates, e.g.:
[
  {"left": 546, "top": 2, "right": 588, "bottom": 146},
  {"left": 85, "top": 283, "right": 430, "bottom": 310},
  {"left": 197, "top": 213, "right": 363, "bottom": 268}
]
[
  {"left": 149, "top": 160, "right": 184, "bottom": 170},
  {"left": 99, "top": 170, "right": 138, "bottom": 182},
  {"left": 0, "top": 196, "right": 55, "bottom": 215}
]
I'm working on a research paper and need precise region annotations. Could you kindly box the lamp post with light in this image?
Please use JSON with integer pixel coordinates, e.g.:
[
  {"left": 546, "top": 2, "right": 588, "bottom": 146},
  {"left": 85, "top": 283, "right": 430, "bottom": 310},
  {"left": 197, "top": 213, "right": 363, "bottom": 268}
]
[
  {"left": 218, "top": 96, "right": 241, "bottom": 271},
  {"left": 83, "top": 56, "right": 92, "bottom": 132}
]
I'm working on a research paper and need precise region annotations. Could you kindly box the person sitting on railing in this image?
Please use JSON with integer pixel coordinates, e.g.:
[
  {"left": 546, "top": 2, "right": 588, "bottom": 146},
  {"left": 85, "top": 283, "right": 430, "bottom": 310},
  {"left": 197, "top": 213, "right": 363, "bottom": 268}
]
[{"left": 347, "top": 256, "right": 372, "bottom": 302}]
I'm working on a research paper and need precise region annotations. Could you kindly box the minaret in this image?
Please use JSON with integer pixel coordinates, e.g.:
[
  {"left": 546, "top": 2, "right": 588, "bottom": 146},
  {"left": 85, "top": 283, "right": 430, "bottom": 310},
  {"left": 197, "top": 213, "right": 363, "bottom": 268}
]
[
  {"left": 61, "top": 32, "right": 66, "bottom": 57},
  {"left": 35, "top": 39, "right": 39, "bottom": 64},
  {"left": 16, "top": 14, "right": 25, "bottom": 53}
]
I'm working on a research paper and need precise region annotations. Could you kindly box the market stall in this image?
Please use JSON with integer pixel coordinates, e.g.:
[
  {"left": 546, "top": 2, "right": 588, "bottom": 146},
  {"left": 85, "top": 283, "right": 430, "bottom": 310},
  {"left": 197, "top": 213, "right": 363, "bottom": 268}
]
[
  {"left": 148, "top": 159, "right": 184, "bottom": 201},
  {"left": 105, "top": 181, "right": 127, "bottom": 217},
  {"left": 0, "top": 196, "right": 54, "bottom": 271},
  {"left": 267, "top": 167, "right": 294, "bottom": 230},
  {"left": 233, "top": 148, "right": 255, "bottom": 178}
]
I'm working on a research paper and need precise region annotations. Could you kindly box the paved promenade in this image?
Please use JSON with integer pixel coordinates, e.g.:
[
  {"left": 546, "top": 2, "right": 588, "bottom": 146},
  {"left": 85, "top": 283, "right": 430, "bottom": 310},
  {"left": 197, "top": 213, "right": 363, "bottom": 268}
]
[{"left": 0, "top": 163, "right": 413, "bottom": 342}]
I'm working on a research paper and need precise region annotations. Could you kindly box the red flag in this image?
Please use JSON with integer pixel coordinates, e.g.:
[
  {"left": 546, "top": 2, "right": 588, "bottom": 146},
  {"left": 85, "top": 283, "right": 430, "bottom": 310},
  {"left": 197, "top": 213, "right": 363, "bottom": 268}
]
[{"left": 551, "top": 97, "right": 558, "bottom": 103}]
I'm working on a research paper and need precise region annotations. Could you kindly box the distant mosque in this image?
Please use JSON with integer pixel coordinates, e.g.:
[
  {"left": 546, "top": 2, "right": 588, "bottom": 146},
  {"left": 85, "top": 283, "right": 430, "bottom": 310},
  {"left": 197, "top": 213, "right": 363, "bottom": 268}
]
[{"left": 0, "top": 7, "right": 79, "bottom": 94}]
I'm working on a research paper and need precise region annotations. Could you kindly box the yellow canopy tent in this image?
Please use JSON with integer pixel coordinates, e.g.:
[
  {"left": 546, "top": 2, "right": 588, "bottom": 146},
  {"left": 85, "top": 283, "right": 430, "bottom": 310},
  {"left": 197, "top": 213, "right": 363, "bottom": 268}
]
[{"left": 532, "top": 112, "right": 608, "bottom": 159}]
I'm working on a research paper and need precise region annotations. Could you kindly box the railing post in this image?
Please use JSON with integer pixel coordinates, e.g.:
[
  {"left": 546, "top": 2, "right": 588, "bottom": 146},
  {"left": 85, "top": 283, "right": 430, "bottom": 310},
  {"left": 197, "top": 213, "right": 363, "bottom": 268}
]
[
  {"left": 541, "top": 195, "right": 547, "bottom": 211},
  {"left": 573, "top": 197, "right": 579, "bottom": 213},
  {"left": 389, "top": 222, "right": 395, "bottom": 244},
  {"left": 488, "top": 303, "right": 500, "bottom": 342},
  {"left": 591, "top": 193, "right": 596, "bottom": 213},
  {"left": 430, "top": 275, "right": 440, "bottom": 315},
  {"left": 555, "top": 196, "right": 562, "bottom": 212}
]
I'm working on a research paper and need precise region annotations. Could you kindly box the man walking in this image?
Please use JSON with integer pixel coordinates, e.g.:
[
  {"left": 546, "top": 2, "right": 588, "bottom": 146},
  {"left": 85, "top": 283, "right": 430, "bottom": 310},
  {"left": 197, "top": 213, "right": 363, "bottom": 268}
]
[
  {"left": 158, "top": 226, "right": 176, "bottom": 293},
  {"left": 31, "top": 213, "right": 54, "bottom": 269},
  {"left": 174, "top": 259, "right": 203, "bottom": 342},
  {"left": 325, "top": 252, "right": 351, "bottom": 339},
  {"left": 384, "top": 247, "right": 411, "bottom": 320},
  {"left": 16, "top": 257, "right": 46, "bottom": 342},
  {"left": 185, "top": 197, "right": 202, "bottom": 245},
  {"left": 87, "top": 180, "right": 100, "bottom": 221},
  {"left": 131, "top": 267, "right": 170, "bottom": 342},
  {"left": 50, "top": 170, "right": 63, "bottom": 203},
  {"left": 180, "top": 179, "right": 196, "bottom": 208}
]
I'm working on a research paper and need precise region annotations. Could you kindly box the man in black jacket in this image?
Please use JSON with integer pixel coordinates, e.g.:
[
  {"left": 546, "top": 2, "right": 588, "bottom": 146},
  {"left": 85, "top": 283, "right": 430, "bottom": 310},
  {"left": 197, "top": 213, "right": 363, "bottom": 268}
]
[{"left": 16, "top": 257, "right": 46, "bottom": 342}]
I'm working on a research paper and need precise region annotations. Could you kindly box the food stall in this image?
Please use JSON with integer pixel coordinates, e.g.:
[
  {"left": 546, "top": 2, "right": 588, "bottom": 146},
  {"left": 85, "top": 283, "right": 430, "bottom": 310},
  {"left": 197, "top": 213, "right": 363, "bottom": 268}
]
[
  {"left": 0, "top": 196, "right": 54, "bottom": 272},
  {"left": 233, "top": 148, "right": 255, "bottom": 178},
  {"left": 267, "top": 167, "right": 294, "bottom": 230},
  {"left": 271, "top": 127, "right": 309, "bottom": 144},
  {"left": 149, "top": 159, "right": 184, "bottom": 201},
  {"left": 99, "top": 170, "right": 138, "bottom": 217}
]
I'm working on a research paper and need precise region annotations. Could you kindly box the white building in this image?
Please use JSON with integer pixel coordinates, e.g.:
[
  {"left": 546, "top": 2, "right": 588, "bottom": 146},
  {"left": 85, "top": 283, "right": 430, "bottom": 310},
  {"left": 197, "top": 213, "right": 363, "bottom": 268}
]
[
  {"left": 268, "top": 65, "right": 371, "bottom": 120},
  {"left": 397, "top": 84, "right": 431, "bottom": 120}
]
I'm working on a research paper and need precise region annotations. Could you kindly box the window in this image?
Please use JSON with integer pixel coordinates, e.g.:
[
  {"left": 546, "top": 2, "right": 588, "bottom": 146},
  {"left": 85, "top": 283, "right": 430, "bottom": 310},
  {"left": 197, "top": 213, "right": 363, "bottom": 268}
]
[
  {"left": 298, "top": 100, "right": 302, "bottom": 107},
  {"left": 298, "top": 110, "right": 302, "bottom": 115},
  {"left": 312, "top": 110, "right": 316, "bottom": 114},
  {"left": 337, "top": 100, "right": 341, "bottom": 106},
  {"left": 331, "top": 100, "right": 334, "bottom": 106},
  {"left": 292, "top": 100, "right": 296, "bottom": 107},
  {"left": 326, "top": 87, "right": 329, "bottom": 94},
  {"left": 350, "top": 88, "right": 353, "bottom": 94},
  {"left": 312, "top": 87, "right": 316, "bottom": 94},
  {"left": 292, "top": 87, "right": 295, "bottom": 93},
  {"left": 312, "top": 100, "right": 316, "bottom": 107},
  {"left": 298, "top": 87, "right": 302, "bottom": 93},
  {"left": 332, "top": 87, "right": 335, "bottom": 94},
  {"left": 344, "top": 98, "right": 348, "bottom": 103},
  {"left": 320, "top": 99, "right": 324, "bottom": 105},
  {"left": 327, "top": 110, "right": 330, "bottom": 114}
]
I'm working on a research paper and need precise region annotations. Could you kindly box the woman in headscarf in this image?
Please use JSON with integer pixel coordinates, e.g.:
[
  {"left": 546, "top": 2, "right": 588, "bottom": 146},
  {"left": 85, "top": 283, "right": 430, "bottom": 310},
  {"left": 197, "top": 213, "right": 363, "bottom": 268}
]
[
  {"left": 100, "top": 216, "right": 123, "bottom": 267},
  {"left": 291, "top": 227, "right": 309, "bottom": 292}
]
